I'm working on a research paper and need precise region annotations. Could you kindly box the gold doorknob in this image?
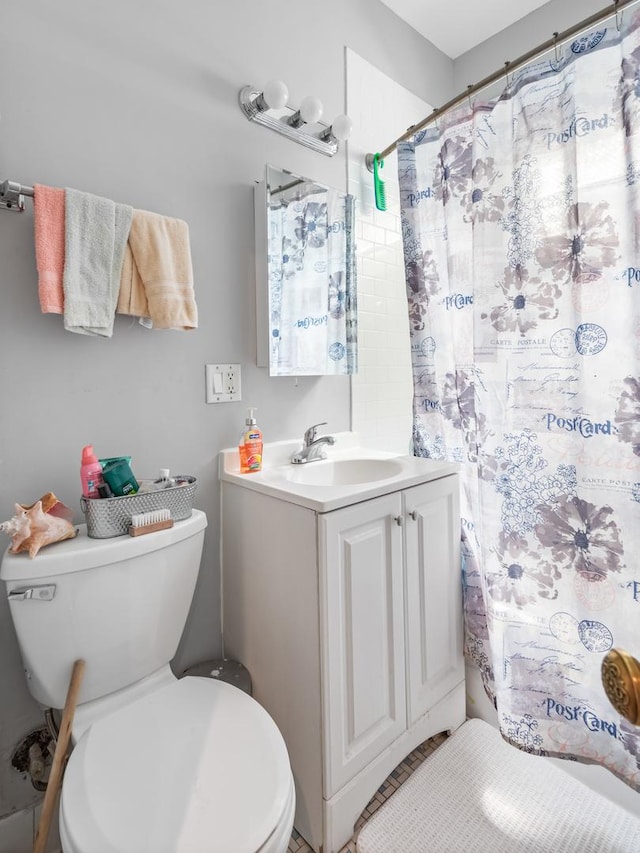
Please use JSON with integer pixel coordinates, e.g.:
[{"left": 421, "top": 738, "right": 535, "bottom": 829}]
[{"left": 601, "top": 648, "right": 640, "bottom": 726}]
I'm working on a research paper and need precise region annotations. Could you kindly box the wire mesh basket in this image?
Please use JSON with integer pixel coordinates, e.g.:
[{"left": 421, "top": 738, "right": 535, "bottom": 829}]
[{"left": 81, "top": 476, "right": 197, "bottom": 538}]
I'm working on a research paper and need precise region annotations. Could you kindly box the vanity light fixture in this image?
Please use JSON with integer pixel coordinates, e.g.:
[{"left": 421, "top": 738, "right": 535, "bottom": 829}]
[
  {"left": 320, "top": 114, "right": 354, "bottom": 145},
  {"left": 239, "top": 80, "right": 351, "bottom": 157},
  {"left": 289, "top": 95, "right": 323, "bottom": 129},
  {"left": 251, "top": 79, "right": 289, "bottom": 113}
]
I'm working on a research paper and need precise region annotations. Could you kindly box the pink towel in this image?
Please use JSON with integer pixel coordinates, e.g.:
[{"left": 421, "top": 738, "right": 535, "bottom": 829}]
[{"left": 33, "top": 184, "right": 65, "bottom": 314}]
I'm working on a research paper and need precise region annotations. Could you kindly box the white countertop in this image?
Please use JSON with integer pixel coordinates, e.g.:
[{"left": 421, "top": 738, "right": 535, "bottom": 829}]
[{"left": 219, "top": 432, "right": 459, "bottom": 512}]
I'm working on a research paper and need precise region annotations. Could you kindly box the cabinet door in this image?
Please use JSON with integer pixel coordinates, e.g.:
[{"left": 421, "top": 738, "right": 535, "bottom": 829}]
[
  {"left": 404, "top": 476, "right": 464, "bottom": 725},
  {"left": 320, "top": 493, "right": 406, "bottom": 797}
]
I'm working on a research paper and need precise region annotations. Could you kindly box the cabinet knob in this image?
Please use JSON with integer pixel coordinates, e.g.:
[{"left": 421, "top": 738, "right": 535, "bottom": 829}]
[
  {"left": 409, "top": 510, "right": 419, "bottom": 521},
  {"left": 394, "top": 515, "right": 403, "bottom": 526}
]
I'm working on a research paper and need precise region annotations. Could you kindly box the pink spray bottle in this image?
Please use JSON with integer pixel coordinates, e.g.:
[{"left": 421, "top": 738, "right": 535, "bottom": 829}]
[{"left": 80, "top": 445, "right": 104, "bottom": 499}]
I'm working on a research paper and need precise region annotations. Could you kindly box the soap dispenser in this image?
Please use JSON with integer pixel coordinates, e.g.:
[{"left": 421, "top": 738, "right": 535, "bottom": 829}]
[{"left": 238, "top": 408, "right": 263, "bottom": 474}]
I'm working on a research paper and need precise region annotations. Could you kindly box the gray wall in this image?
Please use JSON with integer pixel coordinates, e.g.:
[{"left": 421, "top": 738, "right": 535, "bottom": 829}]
[{"left": 0, "top": 0, "right": 452, "bottom": 819}]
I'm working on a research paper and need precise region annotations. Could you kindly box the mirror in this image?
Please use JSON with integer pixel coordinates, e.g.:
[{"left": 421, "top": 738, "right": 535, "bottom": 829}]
[{"left": 255, "top": 165, "right": 357, "bottom": 376}]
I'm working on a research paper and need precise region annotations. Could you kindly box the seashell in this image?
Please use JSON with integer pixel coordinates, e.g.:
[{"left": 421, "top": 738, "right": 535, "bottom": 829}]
[
  {"left": 19, "top": 492, "right": 74, "bottom": 523},
  {"left": 0, "top": 505, "right": 32, "bottom": 549},
  {"left": 1, "top": 499, "right": 76, "bottom": 558}
]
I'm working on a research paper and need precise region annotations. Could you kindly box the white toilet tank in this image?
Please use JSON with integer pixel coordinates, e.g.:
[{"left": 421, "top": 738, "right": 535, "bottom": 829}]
[{"left": 0, "top": 510, "right": 207, "bottom": 709}]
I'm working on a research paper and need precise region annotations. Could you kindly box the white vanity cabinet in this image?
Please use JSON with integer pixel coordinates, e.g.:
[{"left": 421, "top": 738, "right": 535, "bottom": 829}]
[
  {"left": 321, "top": 477, "right": 464, "bottom": 801},
  {"left": 221, "top": 455, "right": 465, "bottom": 853},
  {"left": 320, "top": 492, "right": 406, "bottom": 799}
]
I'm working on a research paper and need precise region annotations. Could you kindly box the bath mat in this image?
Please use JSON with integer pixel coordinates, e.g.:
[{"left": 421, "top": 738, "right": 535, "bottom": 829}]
[{"left": 356, "top": 718, "right": 640, "bottom": 853}]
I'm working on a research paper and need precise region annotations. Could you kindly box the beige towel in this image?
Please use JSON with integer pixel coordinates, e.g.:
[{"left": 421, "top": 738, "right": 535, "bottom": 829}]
[
  {"left": 119, "top": 209, "right": 198, "bottom": 330},
  {"left": 117, "top": 244, "right": 150, "bottom": 319}
]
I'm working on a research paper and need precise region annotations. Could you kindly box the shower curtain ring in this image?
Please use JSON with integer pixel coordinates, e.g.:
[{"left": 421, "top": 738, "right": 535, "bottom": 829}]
[
  {"left": 504, "top": 61, "right": 513, "bottom": 88},
  {"left": 467, "top": 85, "right": 475, "bottom": 111},
  {"left": 615, "top": 0, "right": 623, "bottom": 31},
  {"left": 552, "top": 32, "right": 562, "bottom": 68}
]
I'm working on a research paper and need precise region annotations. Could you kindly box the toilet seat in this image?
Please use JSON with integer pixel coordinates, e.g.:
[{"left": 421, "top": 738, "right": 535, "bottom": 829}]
[{"left": 59, "top": 676, "right": 295, "bottom": 853}]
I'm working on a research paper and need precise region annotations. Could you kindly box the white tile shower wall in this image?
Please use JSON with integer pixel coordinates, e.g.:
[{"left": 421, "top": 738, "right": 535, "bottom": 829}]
[{"left": 347, "top": 51, "right": 431, "bottom": 453}]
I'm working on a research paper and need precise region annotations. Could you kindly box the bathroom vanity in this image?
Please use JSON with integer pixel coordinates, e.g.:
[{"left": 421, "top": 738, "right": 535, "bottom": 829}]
[{"left": 219, "top": 435, "right": 465, "bottom": 853}]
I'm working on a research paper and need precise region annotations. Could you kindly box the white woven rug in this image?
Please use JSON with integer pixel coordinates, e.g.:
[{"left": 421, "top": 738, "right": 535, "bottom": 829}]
[{"left": 356, "top": 718, "right": 640, "bottom": 853}]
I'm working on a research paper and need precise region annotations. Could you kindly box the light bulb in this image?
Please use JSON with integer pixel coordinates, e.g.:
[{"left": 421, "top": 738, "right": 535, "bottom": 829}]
[
  {"left": 299, "top": 95, "right": 323, "bottom": 124},
  {"left": 331, "top": 114, "right": 353, "bottom": 141},
  {"left": 261, "top": 79, "right": 289, "bottom": 110}
]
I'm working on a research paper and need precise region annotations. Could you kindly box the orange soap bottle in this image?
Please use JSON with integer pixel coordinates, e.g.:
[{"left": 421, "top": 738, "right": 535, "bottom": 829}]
[{"left": 238, "top": 407, "right": 263, "bottom": 474}]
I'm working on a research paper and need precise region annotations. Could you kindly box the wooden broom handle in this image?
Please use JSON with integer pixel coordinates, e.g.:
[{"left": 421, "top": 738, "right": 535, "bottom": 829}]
[{"left": 33, "top": 659, "right": 86, "bottom": 853}]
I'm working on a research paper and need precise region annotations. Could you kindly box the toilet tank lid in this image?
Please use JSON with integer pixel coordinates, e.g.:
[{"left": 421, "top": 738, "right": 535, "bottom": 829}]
[{"left": 0, "top": 509, "right": 207, "bottom": 582}]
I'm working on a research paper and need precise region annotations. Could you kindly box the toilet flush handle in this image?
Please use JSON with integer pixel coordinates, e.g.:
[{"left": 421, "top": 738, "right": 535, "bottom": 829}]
[{"left": 7, "top": 585, "right": 56, "bottom": 602}]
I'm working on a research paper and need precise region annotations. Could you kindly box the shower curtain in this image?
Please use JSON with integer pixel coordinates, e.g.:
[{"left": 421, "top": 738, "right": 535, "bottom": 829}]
[{"left": 398, "top": 13, "right": 640, "bottom": 788}]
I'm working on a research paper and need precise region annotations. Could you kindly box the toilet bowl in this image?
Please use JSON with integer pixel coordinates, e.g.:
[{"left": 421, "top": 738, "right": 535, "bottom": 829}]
[{"left": 1, "top": 510, "right": 294, "bottom": 853}]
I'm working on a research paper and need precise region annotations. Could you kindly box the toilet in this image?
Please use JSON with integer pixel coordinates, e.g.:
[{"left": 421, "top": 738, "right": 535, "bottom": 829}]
[{"left": 1, "top": 509, "right": 295, "bottom": 853}]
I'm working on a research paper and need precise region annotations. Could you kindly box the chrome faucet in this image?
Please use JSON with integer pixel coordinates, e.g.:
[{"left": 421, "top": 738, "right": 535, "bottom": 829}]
[{"left": 291, "top": 422, "right": 336, "bottom": 464}]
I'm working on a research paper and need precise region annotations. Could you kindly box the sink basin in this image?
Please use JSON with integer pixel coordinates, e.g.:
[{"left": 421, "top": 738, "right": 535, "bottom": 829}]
[
  {"left": 284, "top": 458, "right": 404, "bottom": 487},
  {"left": 220, "top": 432, "right": 460, "bottom": 512}
]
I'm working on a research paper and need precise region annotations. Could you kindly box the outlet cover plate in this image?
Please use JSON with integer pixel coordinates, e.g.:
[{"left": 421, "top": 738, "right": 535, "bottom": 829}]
[{"left": 205, "top": 363, "right": 241, "bottom": 403}]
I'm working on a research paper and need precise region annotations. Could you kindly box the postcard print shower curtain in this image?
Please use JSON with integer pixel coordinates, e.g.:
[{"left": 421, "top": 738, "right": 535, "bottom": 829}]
[{"left": 398, "top": 15, "right": 640, "bottom": 788}]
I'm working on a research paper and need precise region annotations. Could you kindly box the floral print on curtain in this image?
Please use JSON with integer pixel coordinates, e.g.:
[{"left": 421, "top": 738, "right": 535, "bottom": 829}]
[{"left": 398, "top": 15, "right": 640, "bottom": 789}]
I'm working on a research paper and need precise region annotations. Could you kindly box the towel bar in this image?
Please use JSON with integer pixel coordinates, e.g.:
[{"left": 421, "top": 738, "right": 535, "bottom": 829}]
[{"left": 0, "top": 179, "right": 34, "bottom": 212}]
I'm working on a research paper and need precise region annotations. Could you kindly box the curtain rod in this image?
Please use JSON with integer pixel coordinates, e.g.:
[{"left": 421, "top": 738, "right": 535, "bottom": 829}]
[{"left": 367, "top": 0, "right": 637, "bottom": 167}]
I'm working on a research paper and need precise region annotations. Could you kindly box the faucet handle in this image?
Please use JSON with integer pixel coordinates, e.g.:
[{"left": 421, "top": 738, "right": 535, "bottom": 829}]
[{"left": 304, "top": 422, "right": 327, "bottom": 445}]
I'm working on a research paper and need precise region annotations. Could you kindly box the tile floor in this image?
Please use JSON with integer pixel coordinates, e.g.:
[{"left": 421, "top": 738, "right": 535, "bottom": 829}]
[{"left": 287, "top": 730, "right": 449, "bottom": 853}]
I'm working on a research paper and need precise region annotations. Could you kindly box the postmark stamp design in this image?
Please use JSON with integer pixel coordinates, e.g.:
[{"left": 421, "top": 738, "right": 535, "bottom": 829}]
[
  {"left": 550, "top": 328, "right": 578, "bottom": 358},
  {"left": 575, "top": 323, "right": 607, "bottom": 355},
  {"left": 578, "top": 619, "right": 613, "bottom": 652},
  {"left": 549, "top": 611, "right": 581, "bottom": 644}
]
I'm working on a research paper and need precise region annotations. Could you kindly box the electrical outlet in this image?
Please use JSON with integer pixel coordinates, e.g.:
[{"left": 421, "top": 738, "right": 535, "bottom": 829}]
[{"left": 205, "top": 363, "right": 241, "bottom": 403}]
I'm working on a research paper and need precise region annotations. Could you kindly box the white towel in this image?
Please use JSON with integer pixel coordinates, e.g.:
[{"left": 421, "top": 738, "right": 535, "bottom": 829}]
[{"left": 63, "top": 188, "right": 133, "bottom": 337}]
